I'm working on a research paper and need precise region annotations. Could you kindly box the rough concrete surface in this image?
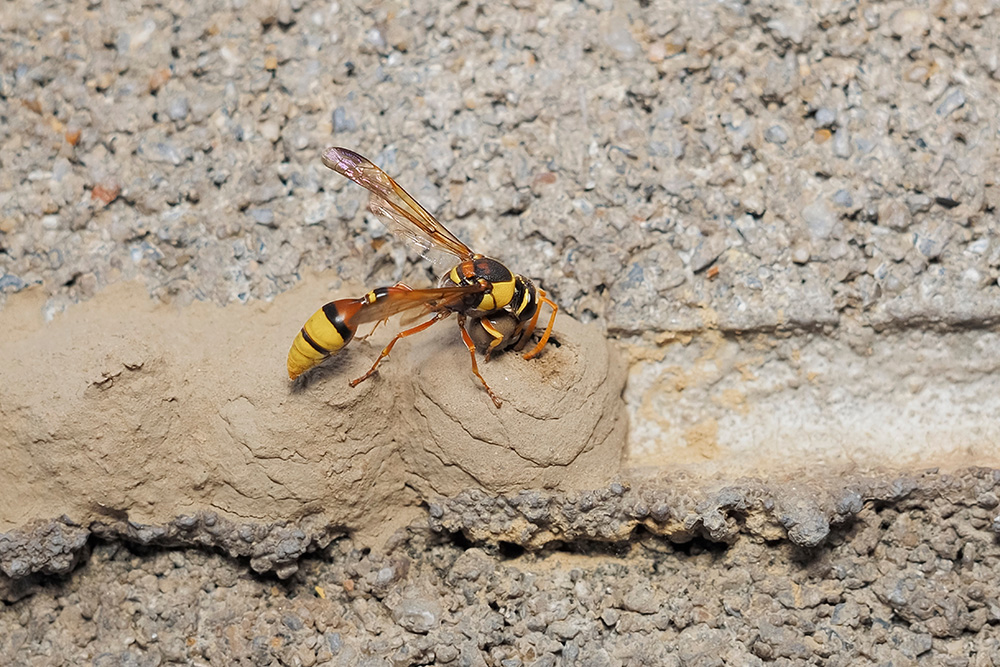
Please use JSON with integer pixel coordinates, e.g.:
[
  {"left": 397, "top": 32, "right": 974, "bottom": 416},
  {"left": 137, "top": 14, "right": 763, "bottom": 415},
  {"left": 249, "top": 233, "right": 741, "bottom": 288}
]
[{"left": 3, "top": 0, "right": 1000, "bottom": 664}]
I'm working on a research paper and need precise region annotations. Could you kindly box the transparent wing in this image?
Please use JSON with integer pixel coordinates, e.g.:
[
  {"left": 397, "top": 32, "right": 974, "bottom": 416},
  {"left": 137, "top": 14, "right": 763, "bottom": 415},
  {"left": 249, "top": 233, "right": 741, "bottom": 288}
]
[
  {"left": 322, "top": 147, "right": 475, "bottom": 261},
  {"left": 351, "top": 284, "right": 485, "bottom": 326}
]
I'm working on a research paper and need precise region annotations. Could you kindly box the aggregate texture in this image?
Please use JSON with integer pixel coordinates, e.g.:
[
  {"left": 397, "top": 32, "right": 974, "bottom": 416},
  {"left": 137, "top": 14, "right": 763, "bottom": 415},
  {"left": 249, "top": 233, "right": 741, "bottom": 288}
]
[
  {"left": 4, "top": 469, "right": 1000, "bottom": 665},
  {"left": 2, "top": 0, "right": 998, "bottom": 335},
  {"left": 3, "top": 0, "right": 1000, "bottom": 664}
]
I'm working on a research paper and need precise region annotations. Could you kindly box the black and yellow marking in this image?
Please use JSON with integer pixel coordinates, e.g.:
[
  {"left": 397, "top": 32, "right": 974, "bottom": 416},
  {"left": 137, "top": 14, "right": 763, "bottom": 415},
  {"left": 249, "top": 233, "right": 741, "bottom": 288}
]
[
  {"left": 364, "top": 286, "right": 391, "bottom": 305},
  {"left": 510, "top": 276, "right": 538, "bottom": 321},
  {"left": 444, "top": 256, "right": 516, "bottom": 313},
  {"left": 287, "top": 301, "right": 356, "bottom": 379}
]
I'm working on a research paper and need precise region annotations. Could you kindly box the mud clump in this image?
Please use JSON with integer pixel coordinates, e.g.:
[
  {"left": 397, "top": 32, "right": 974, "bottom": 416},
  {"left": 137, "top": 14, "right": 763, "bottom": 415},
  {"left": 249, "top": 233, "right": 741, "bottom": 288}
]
[{"left": 0, "top": 281, "right": 627, "bottom": 583}]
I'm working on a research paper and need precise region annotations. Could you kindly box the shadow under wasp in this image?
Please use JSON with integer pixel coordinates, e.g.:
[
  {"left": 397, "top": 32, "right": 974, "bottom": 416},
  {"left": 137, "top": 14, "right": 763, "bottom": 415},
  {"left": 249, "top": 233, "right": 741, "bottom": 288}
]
[{"left": 287, "top": 147, "right": 558, "bottom": 408}]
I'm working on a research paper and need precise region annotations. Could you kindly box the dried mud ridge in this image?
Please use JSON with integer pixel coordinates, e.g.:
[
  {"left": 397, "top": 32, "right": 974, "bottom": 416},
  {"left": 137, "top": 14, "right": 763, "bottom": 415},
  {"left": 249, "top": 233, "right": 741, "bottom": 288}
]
[
  {"left": 4, "top": 467, "right": 996, "bottom": 593},
  {"left": 3, "top": 467, "right": 1000, "bottom": 664}
]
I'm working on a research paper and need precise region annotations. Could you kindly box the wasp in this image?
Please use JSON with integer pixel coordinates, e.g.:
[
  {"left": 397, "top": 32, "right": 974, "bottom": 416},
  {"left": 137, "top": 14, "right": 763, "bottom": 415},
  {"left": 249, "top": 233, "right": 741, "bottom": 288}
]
[{"left": 287, "top": 147, "right": 558, "bottom": 408}]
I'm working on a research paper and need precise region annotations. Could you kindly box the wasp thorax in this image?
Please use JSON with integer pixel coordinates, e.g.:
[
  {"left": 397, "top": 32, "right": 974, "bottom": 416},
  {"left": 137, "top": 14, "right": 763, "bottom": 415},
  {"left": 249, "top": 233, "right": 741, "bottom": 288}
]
[{"left": 442, "top": 256, "right": 516, "bottom": 313}]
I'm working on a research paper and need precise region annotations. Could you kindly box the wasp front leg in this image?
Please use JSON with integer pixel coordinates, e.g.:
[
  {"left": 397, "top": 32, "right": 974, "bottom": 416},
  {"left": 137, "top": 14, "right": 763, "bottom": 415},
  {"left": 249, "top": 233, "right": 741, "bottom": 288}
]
[
  {"left": 457, "top": 314, "right": 503, "bottom": 408},
  {"left": 467, "top": 313, "right": 520, "bottom": 362}
]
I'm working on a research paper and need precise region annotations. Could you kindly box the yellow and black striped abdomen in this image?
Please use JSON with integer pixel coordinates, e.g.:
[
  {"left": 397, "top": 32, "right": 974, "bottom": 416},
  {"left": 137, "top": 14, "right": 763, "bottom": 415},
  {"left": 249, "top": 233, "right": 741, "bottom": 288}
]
[{"left": 287, "top": 301, "right": 357, "bottom": 380}]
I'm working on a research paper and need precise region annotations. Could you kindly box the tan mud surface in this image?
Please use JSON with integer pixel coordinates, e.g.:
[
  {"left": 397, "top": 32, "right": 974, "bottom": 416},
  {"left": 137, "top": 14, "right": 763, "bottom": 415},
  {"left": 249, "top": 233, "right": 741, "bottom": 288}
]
[{"left": 0, "top": 280, "right": 626, "bottom": 550}]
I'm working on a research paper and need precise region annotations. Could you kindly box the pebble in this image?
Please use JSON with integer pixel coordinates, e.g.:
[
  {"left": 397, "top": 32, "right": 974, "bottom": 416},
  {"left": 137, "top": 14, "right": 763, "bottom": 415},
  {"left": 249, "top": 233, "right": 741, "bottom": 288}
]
[
  {"left": 832, "top": 189, "right": 853, "bottom": 209},
  {"left": 688, "top": 234, "right": 726, "bottom": 272},
  {"left": 801, "top": 199, "right": 837, "bottom": 240},
  {"left": 390, "top": 597, "right": 441, "bottom": 634},
  {"left": 889, "top": 8, "right": 930, "bottom": 37},
  {"left": 832, "top": 128, "right": 852, "bottom": 158},
  {"left": 247, "top": 208, "right": 276, "bottom": 227},
  {"left": 878, "top": 199, "right": 911, "bottom": 231},
  {"left": 167, "top": 96, "right": 190, "bottom": 121},
  {"left": 914, "top": 226, "right": 950, "bottom": 260},
  {"left": 622, "top": 585, "right": 661, "bottom": 614},
  {"left": 765, "top": 125, "right": 788, "bottom": 144},
  {"left": 936, "top": 88, "right": 966, "bottom": 117},
  {"left": 332, "top": 107, "right": 356, "bottom": 134},
  {"left": 814, "top": 107, "right": 836, "bottom": 128}
]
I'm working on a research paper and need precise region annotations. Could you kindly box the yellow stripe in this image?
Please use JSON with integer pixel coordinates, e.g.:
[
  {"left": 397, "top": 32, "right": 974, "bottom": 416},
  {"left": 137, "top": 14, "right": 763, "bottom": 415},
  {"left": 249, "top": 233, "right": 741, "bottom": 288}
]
[
  {"left": 303, "top": 308, "right": 349, "bottom": 352},
  {"left": 288, "top": 332, "right": 323, "bottom": 379},
  {"left": 514, "top": 287, "right": 531, "bottom": 317},
  {"left": 488, "top": 278, "right": 515, "bottom": 311},
  {"left": 286, "top": 308, "right": 350, "bottom": 379}
]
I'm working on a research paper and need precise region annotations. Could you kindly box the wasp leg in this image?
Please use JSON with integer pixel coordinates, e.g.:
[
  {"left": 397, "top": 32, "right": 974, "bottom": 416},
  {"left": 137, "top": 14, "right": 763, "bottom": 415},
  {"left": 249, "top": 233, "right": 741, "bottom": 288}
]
[
  {"left": 356, "top": 318, "right": 388, "bottom": 341},
  {"left": 458, "top": 315, "right": 503, "bottom": 408},
  {"left": 522, "top": 291, "right": 559, "bottom": 360},
  {"left": 514, "top": 284, "right": 547, "bottom": 353},
  {"left": 357, "top": 282, "right": 414, "bottom": 341},
  {"left": 479, "top": 318, "right": 508, "bottom": 362},
  {"left": 349, "top": 311, "right": 447, "bottom": 387}
]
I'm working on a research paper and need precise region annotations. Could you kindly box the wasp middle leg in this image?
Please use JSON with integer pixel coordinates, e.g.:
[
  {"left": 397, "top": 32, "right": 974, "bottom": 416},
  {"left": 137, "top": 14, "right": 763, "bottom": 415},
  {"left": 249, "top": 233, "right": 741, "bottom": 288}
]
[{"left": 349, "top": 311, "right": 448, "bottom": 388}]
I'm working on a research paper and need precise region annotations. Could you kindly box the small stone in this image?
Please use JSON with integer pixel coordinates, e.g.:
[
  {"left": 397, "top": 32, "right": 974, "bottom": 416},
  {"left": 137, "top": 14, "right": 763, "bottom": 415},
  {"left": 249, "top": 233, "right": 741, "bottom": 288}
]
[
  {"left": 260, "top": 120, "right": 281, "bottom": 143},
  {"left": 390, "top": 597, "right": 440, "bottom": 634},
  {"left": 878, "top": 200, "right": 911, "bottom": 231},
  {"left": 765, "top": 125, "right": 788, "bottom": 144},
  {"left": 814, "top": 108, "right": 836, "bottom": 128},
  {"left": 802, "top": 199, "right": 836, "bottom": 240},
  {"left": 603, "top": 17, "right": 640, "bottom": 59},
  {"left": 137, "top": 137, "right": 191, "bottom": 165},
  {"left": 914, "top": 226, "right": 950, "bottom": 260},
  {"left": 689, "top": 234, "right": 726, "bottom": 272},
  {"left": 936, "top": 88, "right": 966, "bottom": 117},
  {"left": 832, "top": 128, "right": 852, "bottom": 158},
  {"left": 375, "top": 566, "right": 395, "bottom": 586},
  {"left": 282, "top": 614, "right": 304, "bottom": 631},
  {"left": 623, "top": 585, "right": 661, "bottom": 614},
  {"left": 167, "top": 97, "right": 190, "bottom": 121},
  {"left": 832, "top": 189, "right": 854, "bottom": 208},
  {"left": 436, "top": 644, "right": 459, "bottom": 662},
  {"left": 903, "top": 197, "right": 933, "bottom": 218},
  {"left": 247, "top": 208, "right": 275, "bottom": 227},
  {"left": 967, "top": 238, "right": 989, "bottom": 255},
  {"left": 548, "top": 619, "right": 583, "bottom": 640},
  {"left": 332, "top": 107, "right": 356, "bottom": 133},
  {"left": 792, "top": 243, "right": 812, "bottom": 264},
  {"left": 889, "top": 8, "right": 929, "bottom": 37}
]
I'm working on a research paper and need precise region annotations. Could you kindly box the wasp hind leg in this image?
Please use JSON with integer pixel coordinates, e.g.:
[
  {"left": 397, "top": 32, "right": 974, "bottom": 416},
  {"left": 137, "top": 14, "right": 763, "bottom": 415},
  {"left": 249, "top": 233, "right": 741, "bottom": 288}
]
[
  {"left": 349, "top": 311, "right": 447, "bottom": 388},
  {"left": 457, "top": 315, "right": 503, "bottom": 408},
  {"left": 523, "top": 290, "right": 559, "bottom": 360}
]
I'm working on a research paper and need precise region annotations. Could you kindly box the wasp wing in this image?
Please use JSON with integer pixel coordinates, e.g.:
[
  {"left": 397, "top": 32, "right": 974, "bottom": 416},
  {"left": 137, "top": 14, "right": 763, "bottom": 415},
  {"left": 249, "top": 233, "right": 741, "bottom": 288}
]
[
  {"left": 352, "top": 284, "right": 485, "bottom": 326},
  {"left": 322, "top": 147, "right": 475, "bottom": 261}
]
